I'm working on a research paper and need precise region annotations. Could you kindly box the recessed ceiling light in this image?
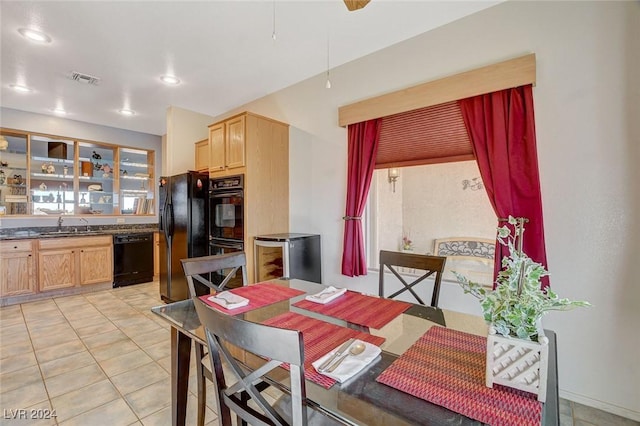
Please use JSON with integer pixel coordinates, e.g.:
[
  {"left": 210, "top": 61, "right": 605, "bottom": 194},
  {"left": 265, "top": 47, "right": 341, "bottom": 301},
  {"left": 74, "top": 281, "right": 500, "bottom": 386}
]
[
  {"left": 10, "top": 84, "right": 32, "bottom": 93},
  {"left": 18, "top": 28, "right": 52, "bottom": 44},
  {"left": 52, "top": 108, "right": 67, "bottom": 115},
  {"left": 119, "top": 109, "right": 135, "bottom": 116},
  {"left": 160, "top": 75, "right": 180, "bottom": 85}
]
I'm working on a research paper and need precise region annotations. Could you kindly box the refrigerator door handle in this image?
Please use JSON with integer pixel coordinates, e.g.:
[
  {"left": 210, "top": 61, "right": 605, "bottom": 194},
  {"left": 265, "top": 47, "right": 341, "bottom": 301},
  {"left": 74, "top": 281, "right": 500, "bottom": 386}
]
[
  {"left": 166, "top": 203, "right": 175, "bottom": 239},
  {"left": 162, "top": 198, "right": 172, "bottom": 244}
]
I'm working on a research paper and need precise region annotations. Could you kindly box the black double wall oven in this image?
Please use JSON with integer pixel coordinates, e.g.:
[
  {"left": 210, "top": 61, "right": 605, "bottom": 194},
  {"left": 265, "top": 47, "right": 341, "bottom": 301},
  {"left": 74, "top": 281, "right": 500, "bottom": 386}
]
[{"left": 209, "top": 174, "right": 245, "bottom": 288}]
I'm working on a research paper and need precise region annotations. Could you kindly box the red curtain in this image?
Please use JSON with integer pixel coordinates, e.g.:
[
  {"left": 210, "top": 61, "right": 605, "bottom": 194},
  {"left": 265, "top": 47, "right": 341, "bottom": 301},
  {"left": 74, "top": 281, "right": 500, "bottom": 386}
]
[
  {"left": 459, "top": 85, "right": 549, "bottom": 289},
  {"left": 341, "top": 119, "right": 381, "bottom": 276}
]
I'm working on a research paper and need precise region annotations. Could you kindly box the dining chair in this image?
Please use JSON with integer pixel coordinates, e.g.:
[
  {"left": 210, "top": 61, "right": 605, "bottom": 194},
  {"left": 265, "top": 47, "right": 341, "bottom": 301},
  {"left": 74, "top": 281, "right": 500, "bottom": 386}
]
[
  {"left": 378, "top": 250, "right": 447, "bottom": 308},
  {"left": 193, "top": 297, "right": 344, "bottom": 426},
  {"left": 181, "top": 252, "right": 248, "bottom": 426}
]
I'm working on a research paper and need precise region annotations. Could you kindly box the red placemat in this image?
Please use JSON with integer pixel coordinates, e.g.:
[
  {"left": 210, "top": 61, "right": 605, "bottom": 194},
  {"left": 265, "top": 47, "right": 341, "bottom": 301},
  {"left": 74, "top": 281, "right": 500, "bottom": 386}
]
[
  {"left": 376, "top": 326, "right": 542, "bottom": 426},
  {"left": 263, "top": 312, "right": 386, "bottom": 389},
  {"left": 199, "top": 282, "right": 305, "bottom": 315},
  {"left": 292, "top": 290, "right": 411, "bottom": 329}
]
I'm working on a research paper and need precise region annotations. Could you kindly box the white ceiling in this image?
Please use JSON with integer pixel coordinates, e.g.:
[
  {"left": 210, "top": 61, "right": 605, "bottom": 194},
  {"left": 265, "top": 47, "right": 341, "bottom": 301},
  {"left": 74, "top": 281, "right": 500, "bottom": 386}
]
[{"left": 1, "top": 1, "right": 500, "bottom": 136}]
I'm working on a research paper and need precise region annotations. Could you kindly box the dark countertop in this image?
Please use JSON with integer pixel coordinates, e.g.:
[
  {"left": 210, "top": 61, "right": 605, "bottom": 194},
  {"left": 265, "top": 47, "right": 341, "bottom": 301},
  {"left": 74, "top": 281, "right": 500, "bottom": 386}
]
[{"left": 0, "top": 224, "right": 158, "bottom": 241}]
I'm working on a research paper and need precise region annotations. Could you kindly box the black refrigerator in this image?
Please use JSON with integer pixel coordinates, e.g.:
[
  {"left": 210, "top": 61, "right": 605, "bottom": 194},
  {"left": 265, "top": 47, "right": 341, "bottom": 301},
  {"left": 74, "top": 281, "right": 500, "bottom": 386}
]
[{"left": 159, "top": 171, "right": 209, "bottom": 302}]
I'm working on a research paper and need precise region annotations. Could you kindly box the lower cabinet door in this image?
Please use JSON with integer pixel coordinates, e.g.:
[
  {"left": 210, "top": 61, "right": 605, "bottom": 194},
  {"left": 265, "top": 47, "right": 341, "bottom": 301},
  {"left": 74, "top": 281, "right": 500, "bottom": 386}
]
[
  {"left": 0, "top": 252, "right": 35, "bottom": 297},
  {"left": 39, "top": 249, "right": 75, "bottom": 291},
  {"left": 79, "top": 245, "right": 113, "bottom": 285}
]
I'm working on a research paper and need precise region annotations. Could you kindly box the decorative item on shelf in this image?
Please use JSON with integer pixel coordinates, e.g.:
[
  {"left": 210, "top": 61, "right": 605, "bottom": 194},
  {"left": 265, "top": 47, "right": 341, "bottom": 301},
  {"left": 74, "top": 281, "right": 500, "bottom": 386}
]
[
  {"left": 121, "top": 169, "right": 128, "bottom": 176},
  {"left": 101, "top": 163, "right": 112, "bottom": 178},
  {"left": 92, "top": 151, "right": 103, "bottom": 172},
  {"left": 63, "top": 165, "right": 69, "bottom": 176},
  {"left": 41, "top": 162, "right": 56, "bottom": 174},
  {"left": 80, "top": 193, "right": 87, "bottom": 204},
  {"left": 39, "top": 182, "right": 47, "bottom": 191},
  {"left": 81, "top": 161, "right": 93, "bottom": 177},
  {"left": 13, "top": 174, "right": 23, "bottom": 185},
  {"left": 32, "top": 195, "right": 40, "bottom": 202},
  {"left": 0, "top": 170, "right": 5, "bottom": 185},
  {"left": 88, "top": 184, "right": 102, "bottom": 192},
  {"left": 454, "top": 216, "right": 590, "bottom": 402},
  {"left": 46, "top": 193, "right": 55, "bottom": 203},
  {"left": 1, "top": 160, "right": 8, "bottom": 167}
]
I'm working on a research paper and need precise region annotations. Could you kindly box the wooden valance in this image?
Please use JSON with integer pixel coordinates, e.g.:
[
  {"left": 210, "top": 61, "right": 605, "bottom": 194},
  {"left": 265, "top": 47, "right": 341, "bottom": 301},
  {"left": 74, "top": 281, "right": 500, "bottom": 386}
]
[{"left": 338, "top": 53, "right": 536, "bottom": 127}]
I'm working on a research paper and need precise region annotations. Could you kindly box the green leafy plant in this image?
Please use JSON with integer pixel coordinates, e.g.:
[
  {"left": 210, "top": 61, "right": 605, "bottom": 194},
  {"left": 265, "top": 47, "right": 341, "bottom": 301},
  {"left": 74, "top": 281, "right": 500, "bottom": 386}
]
[{"left": 454, "top": 216, "right": 590, "bottom": 341}]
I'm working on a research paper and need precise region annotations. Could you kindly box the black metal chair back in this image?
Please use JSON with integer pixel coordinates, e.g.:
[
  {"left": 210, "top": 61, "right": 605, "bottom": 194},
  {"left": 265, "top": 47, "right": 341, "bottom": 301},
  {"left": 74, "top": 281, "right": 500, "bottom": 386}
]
[
  {"left": 378, "top": 250, "right": 447, "bottom": 307},
  {"left": 181, "top": 252, "right": 248, "bottom": 426},
  {"left": 193, "top": 297, "right": 308, "bottom": 426},
  {"left": 182, "top": 252, "right": 248, "bottom": 297}
]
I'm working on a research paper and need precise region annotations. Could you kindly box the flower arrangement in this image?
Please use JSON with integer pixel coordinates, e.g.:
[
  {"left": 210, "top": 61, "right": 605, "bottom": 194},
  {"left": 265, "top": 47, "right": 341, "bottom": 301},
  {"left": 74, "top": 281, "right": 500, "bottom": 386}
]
[
  {"left": 454, "top": 216, "right": 590, "bottom": 341},
  {"left": 402, "top": 235, "right": 413, "bottom": 251}
]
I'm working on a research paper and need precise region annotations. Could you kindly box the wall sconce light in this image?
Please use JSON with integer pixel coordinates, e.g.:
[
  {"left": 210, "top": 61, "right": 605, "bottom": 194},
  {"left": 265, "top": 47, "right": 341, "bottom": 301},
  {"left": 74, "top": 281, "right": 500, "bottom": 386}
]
[{"left": 388, "top": 168, "right": 399, "bottom": 192}]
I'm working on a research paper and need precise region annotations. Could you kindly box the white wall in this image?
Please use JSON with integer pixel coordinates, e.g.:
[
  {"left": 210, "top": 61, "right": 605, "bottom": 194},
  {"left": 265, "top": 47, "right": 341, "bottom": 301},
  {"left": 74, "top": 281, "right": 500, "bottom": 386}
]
[
  {"left": 0, "top": 107, "right": 162, "bottom": 228},
  {"left": 210, "top": 1, "right": 640, "bottom": 419},
  {"left": 164, "top": 106, "right": 212, "bottom": 175}
]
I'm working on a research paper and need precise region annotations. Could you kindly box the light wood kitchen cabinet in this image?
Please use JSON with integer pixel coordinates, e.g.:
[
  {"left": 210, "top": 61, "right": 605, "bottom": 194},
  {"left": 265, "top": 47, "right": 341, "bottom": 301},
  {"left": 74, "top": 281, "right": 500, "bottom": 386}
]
[
  {"left": 0, "top": 240, "right": 36, "bottom": 297},
  {"left": 226, "top": 115, "right": 246, "bottom": 169},
  {"left": 38, "top": 246, "right": 75, "bottom": 291},
  {"left": 208, "top": 115, "right": 246, "bottom": 174},
  {"left": 194, "top": 139, "right": 209, "bottom": 172},
  {"left": 38, "top": 235, "right": 113, "bottom": 291},
  {"left": 79, "top": 244, "right": 113, "bottom": 285},
  {"left": 206, "top": 112, "right": 289, "bottom": 283}
]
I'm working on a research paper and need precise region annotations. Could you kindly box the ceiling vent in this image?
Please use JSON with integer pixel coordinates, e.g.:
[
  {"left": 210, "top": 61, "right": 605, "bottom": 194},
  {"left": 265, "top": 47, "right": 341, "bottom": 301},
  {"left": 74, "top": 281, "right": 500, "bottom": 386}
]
[{"left": 69, "top": 71, "right": 100, "bottom": 85}]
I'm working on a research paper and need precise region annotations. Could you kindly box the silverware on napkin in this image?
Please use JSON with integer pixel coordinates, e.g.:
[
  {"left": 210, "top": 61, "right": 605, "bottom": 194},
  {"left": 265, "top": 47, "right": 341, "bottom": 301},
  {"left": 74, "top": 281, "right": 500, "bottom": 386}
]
[{"left": 319, "top": 338, "right": 355, "bottom": 371}]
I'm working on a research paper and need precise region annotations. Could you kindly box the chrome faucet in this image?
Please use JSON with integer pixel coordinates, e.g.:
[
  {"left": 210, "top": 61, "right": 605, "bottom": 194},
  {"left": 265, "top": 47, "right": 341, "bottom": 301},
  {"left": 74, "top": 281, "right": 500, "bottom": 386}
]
[
  {"left": 80, "top": 218, "right": 90, "bottom": 232},
  {"left": 57, "top": 215, "right": 64, "bottom": 231}
]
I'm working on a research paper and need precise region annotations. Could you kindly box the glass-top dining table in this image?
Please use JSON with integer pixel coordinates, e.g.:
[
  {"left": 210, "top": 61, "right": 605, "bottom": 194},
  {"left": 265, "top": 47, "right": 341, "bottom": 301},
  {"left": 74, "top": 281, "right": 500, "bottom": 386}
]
[{"left": 151, "top": 278, "right": 559, "bottom": 426}]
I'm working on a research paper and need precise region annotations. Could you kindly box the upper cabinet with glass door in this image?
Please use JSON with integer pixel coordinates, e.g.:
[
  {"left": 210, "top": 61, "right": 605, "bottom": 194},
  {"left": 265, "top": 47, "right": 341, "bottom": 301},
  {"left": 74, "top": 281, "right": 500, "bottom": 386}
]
[
  {"left": 0, "top": 131, "right": 29, "bottom": 216},
  {"left": 30, "top": 135, "right": 76, "bottom": 215},
  {"left": 0, "top": 128, "right": 155, "bottom": 217},
  {"left": 119, "top": 148, "right": 154, "bottom": 215},
  {"left": 77, "top": 142, "right": 116, "bottom": 215}
]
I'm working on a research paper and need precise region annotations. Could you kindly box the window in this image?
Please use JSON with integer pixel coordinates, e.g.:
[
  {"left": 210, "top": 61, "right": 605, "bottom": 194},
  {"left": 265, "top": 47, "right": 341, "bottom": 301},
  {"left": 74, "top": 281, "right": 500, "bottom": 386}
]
[{"left": 367, "top": 160, "right": 496, "bottom": 286}]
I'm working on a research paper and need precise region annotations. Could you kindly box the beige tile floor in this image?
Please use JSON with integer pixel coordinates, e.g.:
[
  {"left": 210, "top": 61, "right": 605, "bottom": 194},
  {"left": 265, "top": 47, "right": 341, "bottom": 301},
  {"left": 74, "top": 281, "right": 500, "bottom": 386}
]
[{"left": 1, "top": 281, "right": 638, "bottom": 426}]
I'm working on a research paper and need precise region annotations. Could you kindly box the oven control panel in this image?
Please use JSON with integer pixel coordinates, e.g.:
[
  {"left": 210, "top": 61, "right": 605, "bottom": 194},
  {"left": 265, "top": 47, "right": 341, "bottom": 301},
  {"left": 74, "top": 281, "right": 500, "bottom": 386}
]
[{"left": 210, "top": 174, "right": 244, "bottom": 190}]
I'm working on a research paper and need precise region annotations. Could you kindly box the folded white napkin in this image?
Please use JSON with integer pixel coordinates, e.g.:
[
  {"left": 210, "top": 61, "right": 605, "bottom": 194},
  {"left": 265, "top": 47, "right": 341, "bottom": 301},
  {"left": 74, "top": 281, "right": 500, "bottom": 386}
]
[
  {"left": 312, "top": 340, "right": 381, "bottom": 383},
  {"left": 305, "top": 286, "right": 347, "bottom": 304},
  {"left": 207, "top": 291, "right": 249, "bottom": 309}
]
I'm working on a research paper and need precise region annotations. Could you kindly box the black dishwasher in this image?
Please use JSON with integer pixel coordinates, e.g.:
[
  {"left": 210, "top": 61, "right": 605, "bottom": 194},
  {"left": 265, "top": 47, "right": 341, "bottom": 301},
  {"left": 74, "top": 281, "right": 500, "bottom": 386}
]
[{"left": 113, "top": 233, "right": 154, "bottom": 287}]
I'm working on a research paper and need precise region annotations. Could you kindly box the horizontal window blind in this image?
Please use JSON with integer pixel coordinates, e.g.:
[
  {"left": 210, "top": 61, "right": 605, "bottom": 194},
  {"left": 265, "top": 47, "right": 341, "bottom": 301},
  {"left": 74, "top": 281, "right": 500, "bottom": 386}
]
[{"left": 376, "top": 100, "right": 474, "bottom": 169}]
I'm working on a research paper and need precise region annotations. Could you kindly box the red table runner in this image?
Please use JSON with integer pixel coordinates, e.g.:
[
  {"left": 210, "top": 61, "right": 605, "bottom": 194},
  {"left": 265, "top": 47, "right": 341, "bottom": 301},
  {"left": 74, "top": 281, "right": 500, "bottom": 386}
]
[
  {"left": 292, "top": 290, "right": 411, "bottom": 330},
  {"left": 263, "top": 312, "right": 386, "bottom": 389},
  {"left": 376, "top": 326, "right": 542, "bottom": 426},
  {"left": 199, "top": 282, "right": 305, "bottom": 315}
]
